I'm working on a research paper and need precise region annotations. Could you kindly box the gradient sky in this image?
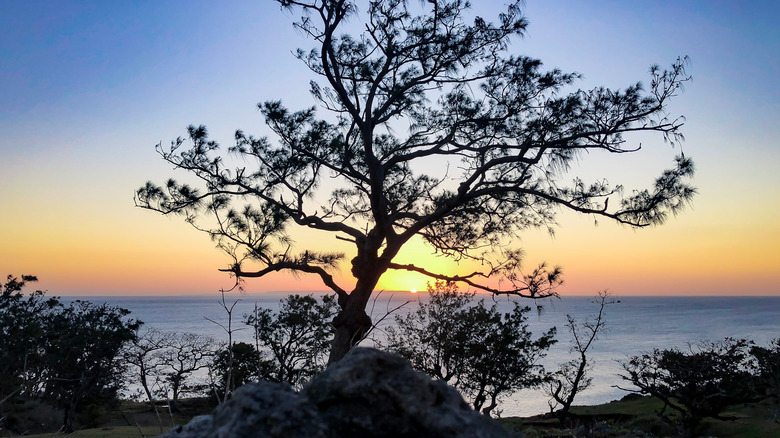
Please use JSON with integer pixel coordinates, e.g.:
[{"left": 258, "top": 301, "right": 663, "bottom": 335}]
[{"left": 1, "top": 1, "right": 778, "bottom": 296}]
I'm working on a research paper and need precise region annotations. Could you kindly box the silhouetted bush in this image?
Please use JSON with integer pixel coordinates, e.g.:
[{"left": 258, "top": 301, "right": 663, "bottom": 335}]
[
  {"left": 619, "top": 337, "right": 756, "bottom": 437},
  {"left": 384, "top": 281, "right": 556, "bottom": 416},
  {"left": 750, "top": 338, "right": 780, "bottom": 401},
  {"left": 243, "top": 294, "right": 338, "bottom": 388},
  {"left": 211, "top": 341, "right": 274, "bottom": 398},
  {"left": 1, "top": 275, "right": 140, "bottom": 433}
]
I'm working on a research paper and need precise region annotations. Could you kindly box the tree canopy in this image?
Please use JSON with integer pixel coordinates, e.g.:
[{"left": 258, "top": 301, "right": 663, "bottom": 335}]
[
  {"left": 385, "top": 281, "right": 556, "bottom": 416},
  {"left": 244, "top": 294, "right": 338, "bottom": 386},
  {"left": 1, "top": 275, "right": 140, "bottom": 433},
  {"left": 136, "top": 0, "right": 694, "bottom": 362},
  {"left": 618, "top": 338, "right": 757, "bottom": 437}
]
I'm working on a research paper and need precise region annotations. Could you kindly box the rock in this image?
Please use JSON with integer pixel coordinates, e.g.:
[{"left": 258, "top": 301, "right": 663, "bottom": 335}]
[
  {"left": 303, "top": 347, "right": 513, "bottom": 438},
  {"left": 210, "top": 381, "right": 328, "bottom": 438},
  {"left": 617, "top": 428, "right": 654, "bottom": 438},
  {"left": 157, "top": 382, "right": 326, "bottom": 438},
  {"left": 158, "top": 415, "right": 213, "bottom": 438},
  {"left": 594, "top": 422, "right": 610, "bottom": 431},
  {"left": 157, "top": 348, "right": 514, "bottom": 438}
]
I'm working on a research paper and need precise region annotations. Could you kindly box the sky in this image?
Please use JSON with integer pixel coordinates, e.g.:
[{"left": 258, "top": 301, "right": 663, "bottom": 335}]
[{"left": 1, "top": 1, "right": 778, "bottom": 297}]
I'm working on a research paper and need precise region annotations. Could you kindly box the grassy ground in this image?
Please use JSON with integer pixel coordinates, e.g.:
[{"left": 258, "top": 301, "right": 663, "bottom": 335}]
[
  {"left": 497, "top": 395, "right": 780, "bottom": 437},
  {"left": 10, "top": 395, "right": 779, "bottom": 437},
  {"left": 2, "top": 398, "right": 214, "bottom": 438}
]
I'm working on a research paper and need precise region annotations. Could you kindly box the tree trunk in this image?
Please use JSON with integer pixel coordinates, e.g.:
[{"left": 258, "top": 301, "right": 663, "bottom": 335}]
[
  {"left": 170, "top": 380, "right": 181, "bottom": 412},
  {"left": 482, "top": 397, "right": 499, "bottom": 417},
  {"left": 328, "top": 291, "right": 373, "bottom": 364},
  {"left": 140, "top": 372, "right": 158, "bottom": 413},
  {"left": 63, "top": 396, "right": 78, "bottom": 433}
]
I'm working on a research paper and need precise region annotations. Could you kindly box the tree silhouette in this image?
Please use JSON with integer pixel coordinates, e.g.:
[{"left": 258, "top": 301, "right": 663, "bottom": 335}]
[
  {"left": 546, "top": 290, "right": 614, "bottom": 427},
  {"left": 386, "top": 281, "right": 556, "bottom": 416},
  {"left": 618, "top": 338, "right": 756, "bottom": 437},
  {"left": 136, "top": 0, "right": 694, "bottom": 362},
  {"left": 244, "top": 294, "right": 337, "bottom": 387}
]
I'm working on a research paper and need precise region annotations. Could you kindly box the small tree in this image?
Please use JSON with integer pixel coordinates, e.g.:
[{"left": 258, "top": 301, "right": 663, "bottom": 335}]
[
  {"left": 386, "top": 281, "right": 556, "bottom": 416},
  {"left": 203, "top": 290, "right": 244, "bottom": 401},
  {"left": 751, "top": 339, "right": 780, "bottom": 399},
  {"left": 546, "top": 291, "right": 614, "bottom": 427},
  {"left": 211, "top": 342, "right": 273, "bottom": 397},
  {"left": 137, "top": 0, "right": 695, "bottom": 363},
  {"left": 1, "top": 275, "right": 140, "bottom": 434},
  {"left": 158, "top": 332, "right": 217, "bottom": 411},
  {"left": 750, "top": 339, "right": 780, "bottom": 423},
  {"left": 43, "top": 300, "right": 141, "bottom": 433},
  {"left": 386, "top": 282, "right": 474, "bottom": 383},
  {"left": 0, "top": 275, "right": 59, "bottom": 408},
  {"left": 123, "top": 328, "right": 169, "bottom": 415},
  {"left": 244, "top": 294, "right": 338, "bottom": 387},
  {"left": 618, "top": 337, "right": 756, "bottom": 437}
]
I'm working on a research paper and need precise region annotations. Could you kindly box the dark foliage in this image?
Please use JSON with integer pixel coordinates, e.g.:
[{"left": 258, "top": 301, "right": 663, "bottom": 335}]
[
  {"left": 618, "top": 337, "right": 756, "bottom": 437},
  {"left": 44, "top": 300, "right": 141, "bottom": 432},
  {"left": 244, "top": 294, "right": 338, "bottom": 387},
  {"left": 0, "top": 275, "right": 59, "bottom": 406},
  {"left": 750, "top": 339, "right": 780, "bottom": 401},
  {"left": 0, "top": 275, "right": 140, "bottom": 433},
  {"left": 211, "top": 342, "right": 271, "bottom": 397},
  {"left": 750, "top": 339, "right": 780, "bottom": 423},
  {"left": 137, "top": 0, "right": 694, "bottom": 362},
  {"left": 385, "top": 281, "right": 556, "bottom": 416}
]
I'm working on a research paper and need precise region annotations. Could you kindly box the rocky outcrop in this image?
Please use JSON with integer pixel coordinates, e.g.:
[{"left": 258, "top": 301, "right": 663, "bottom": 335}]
[
  {"left": 159, "top": 347, "right": 513, "bottom": 438},
  {"left": 212, "top": 382, "right": 327, "bottom": 438}
]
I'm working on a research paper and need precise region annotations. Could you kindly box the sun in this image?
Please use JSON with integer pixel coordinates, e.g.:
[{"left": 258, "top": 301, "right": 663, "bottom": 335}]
[{"left": 410, "top": 289, "right": 417, "bottom": 294}]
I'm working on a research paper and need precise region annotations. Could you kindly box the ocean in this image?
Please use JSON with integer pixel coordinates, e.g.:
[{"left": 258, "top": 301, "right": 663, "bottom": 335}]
[{"left": 69, "top": 293, "right": 780, "bottom": 417}]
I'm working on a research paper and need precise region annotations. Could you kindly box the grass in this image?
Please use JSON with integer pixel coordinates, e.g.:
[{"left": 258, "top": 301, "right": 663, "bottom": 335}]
[
  {"left": 3, "top": 398, "right": 214, "bottom": 438},
  {"left": 497, "top": 395, "right": 780, "bottom": 438},
  {"left": 9, "top": 395, "right": 779, "bottom": 437},
  {"left": 16, "top": 426, "right": 170, "bottom": 438}
]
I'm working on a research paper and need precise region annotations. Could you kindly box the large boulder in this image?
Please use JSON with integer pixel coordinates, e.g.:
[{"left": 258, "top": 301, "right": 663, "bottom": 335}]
[
  {"left": 303, "top": 347, "right": 512, "bottom": 438},
  {"left": 159, "top": 348, "right": 513, "bottom": 438},
  {"left": 159, "top": 382, "right": 327, "bottom": 438}
]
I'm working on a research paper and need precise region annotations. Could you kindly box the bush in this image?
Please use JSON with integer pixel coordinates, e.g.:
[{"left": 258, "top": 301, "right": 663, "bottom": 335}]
[
  {"left": 244, "top": 294, "right": 338, "bottom": 387},
  {"left": 619, "top": 337, "right": 756, "bottom": 437},
  {"left": 385, "top": 281, "right": 556, "bottom": 416},
  {"left": 750, "top": 338, "right": 780, "bottom": 401},
  {"left": 1, "top": 275, "right": 140, "bottom": 433},
  {"left": 211, "top": 341, "right": 275, "bottom": 396}
]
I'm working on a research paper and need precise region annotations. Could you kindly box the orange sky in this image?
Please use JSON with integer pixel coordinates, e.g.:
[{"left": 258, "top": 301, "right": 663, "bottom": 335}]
[{"left": 1, "top": 2, "right": 779, "bottom": 296}]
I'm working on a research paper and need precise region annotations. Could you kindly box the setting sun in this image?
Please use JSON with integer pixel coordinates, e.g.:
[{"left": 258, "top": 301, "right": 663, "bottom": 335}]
[{"left": 410, "top": 289, "right": 417, "bottom": 294}]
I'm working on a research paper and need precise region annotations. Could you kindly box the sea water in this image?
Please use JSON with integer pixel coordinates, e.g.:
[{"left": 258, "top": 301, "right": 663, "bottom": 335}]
[{"left": 69, "top": 293, "right": 780, "bottom": 417}]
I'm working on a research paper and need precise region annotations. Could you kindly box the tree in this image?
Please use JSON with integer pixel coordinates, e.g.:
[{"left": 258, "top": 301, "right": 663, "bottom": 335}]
[
  {"left": 1, "top": 276, "right": 140, "bottom": 434},
  {"left": 43, "top": 299, "right": 141, "bottom": 433},
  {"left": 203, "top": 290, "right": 243, "bottom": 401},
  {"left": 385, "top": 282, "right": 474, "bottom": 383},
  {"left": 123, "top": 328, "right": 169, "bottom": 415},
  {"left": 618, "top": 337, "right": 756, "bottom": 437},
  {"left": 136, "top": 0, "right": 694, "bottom": 363},
  {"left": 750, "top": 339, "right": 780, "bottom": 400},
  {"left": 244, "top": 294, "right": 338, "bottom": 387},
  {"left": 210, "top": 342, "right": 270, "bottom": 398},
  {"left": 158, "top": 332, "right": 217, "bottom": 412},
  {"left": 750, "top": 339, "right": 780, "bottom": 423},
  {"left": 546, "top": 290, "right": 614, "bottom": 427},
  {"left": 0, "top": 275, "right": 59, "bottom": 408},
  {"left": 385, "top": 281, "right": 556, "bottom": 416}
]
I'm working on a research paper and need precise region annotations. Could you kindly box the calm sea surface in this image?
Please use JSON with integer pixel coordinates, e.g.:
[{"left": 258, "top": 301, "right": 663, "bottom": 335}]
[{"left": 66, "top": 294, "right": 780, "bottom": 417}]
